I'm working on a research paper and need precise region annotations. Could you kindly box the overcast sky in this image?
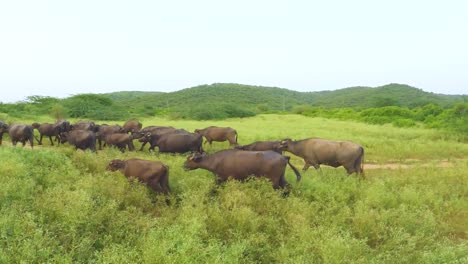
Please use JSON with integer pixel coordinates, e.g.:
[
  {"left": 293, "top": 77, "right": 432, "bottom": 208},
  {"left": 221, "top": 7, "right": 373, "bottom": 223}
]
[{"left": 0, "top": 0, "right": 467, "bottom": 103}]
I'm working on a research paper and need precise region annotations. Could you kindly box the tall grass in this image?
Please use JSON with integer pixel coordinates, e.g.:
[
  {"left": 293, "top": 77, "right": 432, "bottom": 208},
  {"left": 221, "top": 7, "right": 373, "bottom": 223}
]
[{"left": 0, "top": 114, "right": 466, "bottom": 263}]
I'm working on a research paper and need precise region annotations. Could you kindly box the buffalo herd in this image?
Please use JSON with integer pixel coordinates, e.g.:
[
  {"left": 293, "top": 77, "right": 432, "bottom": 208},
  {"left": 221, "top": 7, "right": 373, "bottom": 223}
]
[{"left": 0, "top": 119, "right": 365, "bottom": 195}]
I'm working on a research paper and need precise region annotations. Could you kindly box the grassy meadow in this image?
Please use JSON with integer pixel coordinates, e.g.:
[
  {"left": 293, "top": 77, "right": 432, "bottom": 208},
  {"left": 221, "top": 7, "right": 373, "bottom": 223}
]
[{"left": 0, "top": 114, "right": 467, "bottom": 263}]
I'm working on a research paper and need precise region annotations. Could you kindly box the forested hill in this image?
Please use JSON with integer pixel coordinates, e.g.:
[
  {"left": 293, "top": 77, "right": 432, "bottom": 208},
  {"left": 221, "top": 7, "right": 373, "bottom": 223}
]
[{"left": 103, "top": 83, "right": 465, "bottom": 111}]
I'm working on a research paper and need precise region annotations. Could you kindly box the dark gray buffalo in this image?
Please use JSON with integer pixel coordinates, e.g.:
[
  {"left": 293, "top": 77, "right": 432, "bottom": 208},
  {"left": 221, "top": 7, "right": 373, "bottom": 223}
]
[
  {"left": 280, "top": 138, "right": 364, "bottom": 175},
  {"left": 138, "top": 126, "right": 186, "bottom": 151},
  {"left": 60, "top": 130, "right": 96, "bottom": 152},
  {"left": 0, "top": 121, "right": 8, "bottom": 145},
  {"left": 236, "top": 140, "right": 284, "bottom": 154},
  {"left": 32, "top": 122, "right": 61, "bottom": 145},
  {"left": 142, "top": 132, "right": 203, "bottom": 153},
  {"left": 194, "top": 126, "right": 238, "bottom": 146},
  {"left": 107, "top": 158, "right": 170, "bottom": 194},
  {"left": 2, "top": 124, "right": 36, "bottom": 148},
  {"left": 184, "top": 149, "right": 301, "bottom": 189}
]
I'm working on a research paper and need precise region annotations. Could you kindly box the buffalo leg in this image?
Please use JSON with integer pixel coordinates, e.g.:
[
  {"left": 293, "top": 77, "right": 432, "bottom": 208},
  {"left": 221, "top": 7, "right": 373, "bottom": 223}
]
[
  {"left": 48, "top": 136, "right": 54, "bottom": 146},
  {"left": 38, "top": 134, "right": 43, "bottom": 145},
  {"left": 302, "top": 162, "right": 312, "bottom": 171},
  {"left": 139, "top": 142, "right": 148, "bottom": 151}
]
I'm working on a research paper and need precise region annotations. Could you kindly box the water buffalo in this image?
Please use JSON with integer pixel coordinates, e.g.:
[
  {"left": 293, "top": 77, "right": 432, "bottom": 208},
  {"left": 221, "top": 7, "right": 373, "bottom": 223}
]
[
  {"left": 123, "top": 120, "right": 142, "bottom": 134},
  {"left": 96, "top": 124, "right": 125, "bottom": 149},
  {"left": 105, "top": 132, "right": 143, "bottom": 152},
  {"left": 184, "top": 149, "right": 301, "bottom": 189},
  {"left": 72, "top": 121, "right": 98, "bottom": 132},
  {"left": 280, "top": 138, "right": 364, "bottom": 175},
  {"left": 194, "top": 126, "right": 238, "bottom": 146},
  {"left": 107, "top": 158, "right": 170, "bottom": 194},
  {"left": 60, "top": 130, "right": 96, "bottom": 152},
  {"left": 56, "top": 120, "right": 71, "bottom": 133},
  {"left": 4, "top": 124, "right": 36, "bottom": 148},
  {"left": 31, "top": 122, "right": 62, "bottom": 145},
  {"left": 236, "top": 140, "right": 284, "bottom": 154},
  {"left": 0, "top": 121, "right": 8, "bottom": 145},
  {"left": 142, "top": 132, "right": 203, "bottom": 153},
  {"left": 138, "top": 126, "right": 179, "bottom": 151}
]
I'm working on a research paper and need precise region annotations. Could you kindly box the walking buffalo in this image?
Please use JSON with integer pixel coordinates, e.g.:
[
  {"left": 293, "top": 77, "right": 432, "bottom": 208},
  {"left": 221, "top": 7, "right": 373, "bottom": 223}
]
[
  {"left": 105, "top": 132, "right": 143, "bottom": 152},
  {"left": 72, "top": 121, "right": 98, "bottom": 132},
  {"left": 184, "top": 149, "right": 301, "bottom": 189},
  {"left": 107, "top": 158, "right": 170, "bottom": 194},
  {"left": 60, "top": 130, "right": 96, "bottom": 152},
  {"left": 194, "top": 126, "right": 238, "bottom": 146},
  {"left": 96, "top": 124, "right": 125, "bottom": 149},
  {"left": 3, "top": 124, "right": 36, "bottom": 148},
  {"left": 0, "top": 121, "right": 8, "bottom": 145},
  {"left": 280, "top": 138, "right": 364, "bottom": 175},
  {"left": 123, "top": 120, "right": 142, "bottom": 134},
  {"left": 142, "top": 132, "right": 203, "bottom": 153},
  {"left": 236, "top": 140, "right": 284, "bottom": 154},
  {"left": 138, "top": 126, "right": 183, "bottom": 151},
  {"left": 31, "top": 122, "right": 62, "bottom": 145}
]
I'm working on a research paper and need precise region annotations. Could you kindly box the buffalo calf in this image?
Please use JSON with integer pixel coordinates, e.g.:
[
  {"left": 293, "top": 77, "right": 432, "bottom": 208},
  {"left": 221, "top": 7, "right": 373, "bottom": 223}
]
[{"left": 107, "top": 159, "right": 170, "bottom": 194}]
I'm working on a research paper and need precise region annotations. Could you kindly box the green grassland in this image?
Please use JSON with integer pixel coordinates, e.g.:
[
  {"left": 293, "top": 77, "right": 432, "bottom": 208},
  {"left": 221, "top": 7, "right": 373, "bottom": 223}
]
[{"left": 0, "top": 114, "right": 467, "bottom": 263}]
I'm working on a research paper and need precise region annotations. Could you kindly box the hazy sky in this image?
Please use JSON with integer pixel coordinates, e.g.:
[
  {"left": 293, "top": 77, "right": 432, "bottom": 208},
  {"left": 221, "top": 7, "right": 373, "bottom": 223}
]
[{"left": 0, "top": 0, "right": 467, "bottom": 103}]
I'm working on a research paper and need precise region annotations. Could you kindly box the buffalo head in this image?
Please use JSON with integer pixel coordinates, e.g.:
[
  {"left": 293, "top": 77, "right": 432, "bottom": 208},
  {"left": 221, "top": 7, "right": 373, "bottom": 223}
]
[
  {"left": 280, "top": 139, "right": 294, "bottom": 151},
  {"left": 183, "top": 152, "right": 205, "bottom": 171},
  {"left": 107, "top": 159, "right": 126, "bottom": 171}
]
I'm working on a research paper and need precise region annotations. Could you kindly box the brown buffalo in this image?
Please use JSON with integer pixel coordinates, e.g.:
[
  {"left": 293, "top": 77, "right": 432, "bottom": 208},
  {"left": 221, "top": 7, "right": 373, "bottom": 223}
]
[
  {"left": 280, "top": 138, "right": 364, "bottom": 175},
  {"left": 194, "top": 126, "right": 238, "bottom": 146},
  {"left": 31, "top": 122, "right": 62, "bottom": 145},
  {"left": 4, "top": 124, "right": 36, "bottom": 148},
  {"left": 72, "top": 121, "right": 98, "bottom": 132},
  {"left": 184, "top": 149, "right": 301, "bottom": 189},
  {"left": 236, "top": 140, "right": 284, "bottom": 154},
  {"left": 107, "top": 159, "right": 170, "bottom": 194},
  {"left": 60, "top": 130, "right": 96, "bottom": 152},
  {"left": 123, "top": 120, "right": 142, "bottom": 134},
  {"left": 142, "top": 132, "right": 203, "bottom": 153},
  {"left": 105, "top": 132, "right": 143, "bottom": 152},
  {"left": 96, "top": 124, "right": 125, "bottom": 149}
]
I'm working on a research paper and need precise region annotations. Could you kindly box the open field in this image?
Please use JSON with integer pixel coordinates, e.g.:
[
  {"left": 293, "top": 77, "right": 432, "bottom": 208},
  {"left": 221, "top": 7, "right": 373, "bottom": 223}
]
[{"left": 1, "top": 114, "right": 467, "bottom": 263}]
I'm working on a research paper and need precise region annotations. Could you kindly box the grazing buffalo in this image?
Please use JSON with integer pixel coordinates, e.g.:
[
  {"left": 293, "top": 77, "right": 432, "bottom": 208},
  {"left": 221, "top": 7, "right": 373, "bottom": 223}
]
[
  {"left": 280, "top": 138, "right": 364, "bottom": 175},
  {"left": 194, "top": 126, "right": 238, "bottom": 146},
  {"left": 236, "top": 140, "right": 284, "bottom": 154},
  {"left": 96, "top": 124, "right": 125, "bottom": 149},
  {"left": 107, "top": 159, "right": 170, "bottom": 194},
  {"left": 184, "top": 149, "right": 301, "bottom": 189},
  {"left": 72, "top": 121, "right": 98, "bottom": 132},
  {"left": 0, "top": 121, "right": 8, "bottom": 145},
  {"left": 60, "top": 130, "right": 96, "bottom": 152},
  {"left": 31, "top": 122, "right": 62, "bottom": 145},
  {"left": 123, "top": 120, "right": 143, "bottom": 134},
  {"left": 5, "top": 124, "right": 36, "bottom": 148},
  {"left": 142, "top": 132, "right": 203, "bottom": 153},
  {"left": 105, "top": 132, "right": 143, "bottom": 152}
]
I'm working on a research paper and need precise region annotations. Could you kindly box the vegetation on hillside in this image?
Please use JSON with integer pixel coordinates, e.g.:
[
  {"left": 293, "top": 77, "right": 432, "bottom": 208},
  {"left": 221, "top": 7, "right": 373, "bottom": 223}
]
[
  {"left": 0, "top": 83, "right": 465, "bottom": 137},
  {"left": 0, "top": 115, "right": 466, "bottom": 263}
]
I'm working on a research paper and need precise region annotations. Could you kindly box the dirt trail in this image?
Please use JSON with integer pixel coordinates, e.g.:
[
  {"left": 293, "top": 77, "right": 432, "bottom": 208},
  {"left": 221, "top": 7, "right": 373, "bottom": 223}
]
[{"left": 364, "top": 160, "right": 459, "bottom": 170}]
